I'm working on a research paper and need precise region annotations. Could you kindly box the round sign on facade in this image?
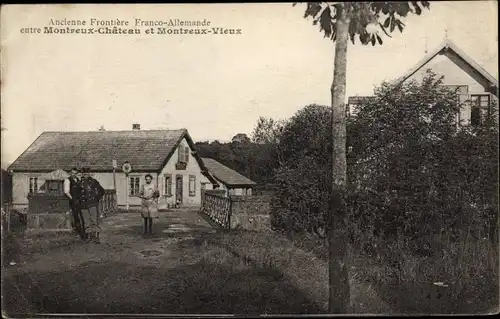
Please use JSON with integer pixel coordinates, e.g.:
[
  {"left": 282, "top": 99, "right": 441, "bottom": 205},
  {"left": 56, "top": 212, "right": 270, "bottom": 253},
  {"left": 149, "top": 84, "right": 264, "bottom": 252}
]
[{"left": 122, "top": 161, "right": 132, "bottom": 175}]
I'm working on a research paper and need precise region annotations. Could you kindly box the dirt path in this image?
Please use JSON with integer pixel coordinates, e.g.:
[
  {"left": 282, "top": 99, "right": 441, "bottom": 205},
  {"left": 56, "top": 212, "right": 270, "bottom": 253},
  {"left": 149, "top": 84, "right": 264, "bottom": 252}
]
[{"left": 3, "top": 209, "right": 323, "bottom": 316}]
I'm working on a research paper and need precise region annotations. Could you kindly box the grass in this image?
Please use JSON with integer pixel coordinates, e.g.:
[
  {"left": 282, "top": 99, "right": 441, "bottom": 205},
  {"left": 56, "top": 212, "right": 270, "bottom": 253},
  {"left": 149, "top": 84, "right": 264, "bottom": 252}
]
[
  {"left": 201, "top": 229, "right": 393, "bottom": 313},
  {"left": 279, "top": 229, "right": 499, "bottom": 314}
]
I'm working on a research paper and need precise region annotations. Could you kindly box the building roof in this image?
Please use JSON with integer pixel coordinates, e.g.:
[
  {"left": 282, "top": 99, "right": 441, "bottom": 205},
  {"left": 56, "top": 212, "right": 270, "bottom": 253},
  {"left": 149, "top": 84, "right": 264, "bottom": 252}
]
[
  {"left": 201, "top": 158, "right": 256, "bottom": 187},
  {"left": 391, "top": 39, "right": 498, "bottom": 95},
  {"left": 8, "top": 129, "right": 218, "bottom": 185}
]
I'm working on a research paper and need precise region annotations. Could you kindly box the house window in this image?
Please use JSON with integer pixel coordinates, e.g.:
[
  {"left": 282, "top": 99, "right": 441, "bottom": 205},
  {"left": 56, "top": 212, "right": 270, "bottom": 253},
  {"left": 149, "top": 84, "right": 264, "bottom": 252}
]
[
  {"left": 189, "top": 175, "right": 196, "bottom": 197},
  {"left": 164, "top": 174, "right": 172, "bottom": 197},
  {"left": 29, "top": 177, "right": 38, "bottom": 194},
  {"left": 129, "top": 176, "right": 140, "bottom": 196},
  {"left": 178, "top": 145, "right": 190, "bottom": 163},
  {"left": 470, "top": 94, "right": 491, "bottom": 126}
]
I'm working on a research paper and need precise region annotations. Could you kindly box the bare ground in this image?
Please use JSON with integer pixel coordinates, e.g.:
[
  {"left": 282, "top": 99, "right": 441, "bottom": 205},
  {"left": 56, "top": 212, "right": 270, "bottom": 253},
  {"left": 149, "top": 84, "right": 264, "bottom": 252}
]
[
  {"left": 2, "top": 209, "right": 325, "bottom": 317},
  {"left": 5, "top": 208, "right": 481, "bottom": 316}
]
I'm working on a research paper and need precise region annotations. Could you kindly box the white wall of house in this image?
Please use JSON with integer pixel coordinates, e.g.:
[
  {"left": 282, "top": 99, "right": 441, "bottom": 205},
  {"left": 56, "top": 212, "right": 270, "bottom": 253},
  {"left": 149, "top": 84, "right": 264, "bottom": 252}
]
[
  {"left": 407, "top": 54, "right": 487, "bottom": 93},
  {"left": 229, "top": 188, "right": 253, "bottom": 196},
  {"left": 404, "top": 54, "right": 498, "bottom": 125},
  {"left": 11, "top": 139, "right": 214, "bottom": 209},
  {"left": 12, "top": 172, "right": 43, "bottom": 208},
  {"left": 11, "top": 171, "right": 139, "bottom": 208},
  {"left": 157, "top": 137, "right": 212, "bottom": 208},
  {"left": 211, "top": 177, "right": 253, "bottom": 197},
  {"left": 92, "top": 172, "right": 157, "bottom": 208}
]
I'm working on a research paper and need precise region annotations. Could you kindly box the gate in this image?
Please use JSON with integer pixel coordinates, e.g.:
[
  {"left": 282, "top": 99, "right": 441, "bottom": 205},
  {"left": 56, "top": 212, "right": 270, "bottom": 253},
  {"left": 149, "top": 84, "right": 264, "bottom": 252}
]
[{"left": 201, "top": 191, "right": 232, "bottom": 229}]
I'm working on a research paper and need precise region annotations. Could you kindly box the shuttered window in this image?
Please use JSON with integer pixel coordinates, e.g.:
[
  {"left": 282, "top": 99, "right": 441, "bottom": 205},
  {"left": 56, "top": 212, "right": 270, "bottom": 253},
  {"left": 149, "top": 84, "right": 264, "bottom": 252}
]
[
  {"left": 178, "top": 145, "right": 190, "bottom": 163},
  {"left": 189, "top": 175, "right": 196, "bottom": 197},
  {"left": 164, "top": 174, "right": 172, "bottom": 196},
  {"left": 29, "top": 177, "right": 38, "bottom": 194}
]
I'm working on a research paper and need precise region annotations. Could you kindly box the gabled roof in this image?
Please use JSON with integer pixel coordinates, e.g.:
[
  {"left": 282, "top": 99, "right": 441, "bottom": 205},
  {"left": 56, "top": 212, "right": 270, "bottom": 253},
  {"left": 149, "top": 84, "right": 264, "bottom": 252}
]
[
  {"left": 201, "top": 158, "right": 256, "bottom": 187},
  {"left": 8, "top": 129, "right": 218, "bottom": 185},
  {"left": 391, "top": 39, "right": 498, "bottom": 96}
]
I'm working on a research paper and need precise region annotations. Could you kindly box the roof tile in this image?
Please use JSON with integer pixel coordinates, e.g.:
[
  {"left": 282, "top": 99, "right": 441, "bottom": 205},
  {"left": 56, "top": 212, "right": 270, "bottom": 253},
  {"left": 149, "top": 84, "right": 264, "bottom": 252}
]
[
  {"left": 9, "top": 129, "right": 186, "bottom": 172},
  {"left": 201, "top": 157, "right": 256, "bottom": 186}
]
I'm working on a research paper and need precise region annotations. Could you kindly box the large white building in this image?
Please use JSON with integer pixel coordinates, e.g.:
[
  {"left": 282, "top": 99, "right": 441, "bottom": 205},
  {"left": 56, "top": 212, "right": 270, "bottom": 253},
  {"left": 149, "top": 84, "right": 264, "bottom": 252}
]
[{"left": 349, "top": 39, "right": 499, "bottom": 124}]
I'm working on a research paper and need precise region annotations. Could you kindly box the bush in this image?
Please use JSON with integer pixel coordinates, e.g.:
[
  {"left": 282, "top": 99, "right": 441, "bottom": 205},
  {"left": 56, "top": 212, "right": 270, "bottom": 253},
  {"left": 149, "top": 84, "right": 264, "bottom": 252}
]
[
  {"left": 271, "top": 71, "right": 498, "bottom": 261},
  {"left": 347, "top": 71, "right": 498, "bottom": 259},
  {"left": 270, "top": 104, "right": 333, "bottom": 236}
]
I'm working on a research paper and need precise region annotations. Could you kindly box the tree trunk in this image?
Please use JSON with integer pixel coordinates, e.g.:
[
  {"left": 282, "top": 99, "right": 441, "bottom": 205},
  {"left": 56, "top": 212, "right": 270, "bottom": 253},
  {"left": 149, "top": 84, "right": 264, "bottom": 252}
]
[{"left": 328, "top": 6, "right": 350, "bottom": 314}]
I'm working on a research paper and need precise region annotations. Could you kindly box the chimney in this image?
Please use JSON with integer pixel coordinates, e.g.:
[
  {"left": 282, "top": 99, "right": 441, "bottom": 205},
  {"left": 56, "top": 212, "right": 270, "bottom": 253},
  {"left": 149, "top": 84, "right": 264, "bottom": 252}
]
[{"left": 132, "top": 123, "right": 141, "bottom": 131}]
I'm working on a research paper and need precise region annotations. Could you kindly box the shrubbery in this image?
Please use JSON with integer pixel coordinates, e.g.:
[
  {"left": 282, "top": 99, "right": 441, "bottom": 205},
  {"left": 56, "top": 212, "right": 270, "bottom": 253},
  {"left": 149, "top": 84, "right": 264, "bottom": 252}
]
[
  {"left": 270, "top": 104, "right": 332, "bottom": 237},
  {"left": 270, "top": 72, "right": 498, "bottom": 262}
]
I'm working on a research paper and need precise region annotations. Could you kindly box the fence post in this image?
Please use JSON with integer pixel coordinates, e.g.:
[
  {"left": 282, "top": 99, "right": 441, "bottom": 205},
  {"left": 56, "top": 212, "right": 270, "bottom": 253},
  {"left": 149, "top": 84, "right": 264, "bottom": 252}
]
[
  {"left": 200, "top": 190, "right": 205, "bottom": 213},
  {"left": 6, "top": 204, "right": 11, "bottom": 233},
  {"left": 105, "top": 193, "right": 108, "bottom": 215},
  {"left": 228, "top": 197, "right": 232, "bottom": 231}
]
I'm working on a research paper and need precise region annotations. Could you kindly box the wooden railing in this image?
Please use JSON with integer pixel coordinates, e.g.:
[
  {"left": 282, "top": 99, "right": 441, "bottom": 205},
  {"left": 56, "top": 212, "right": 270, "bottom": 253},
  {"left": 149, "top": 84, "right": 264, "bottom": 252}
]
[
  {"left": 1, "top": 202, "right": 12, "bottom": 233},
  {"left": 98, "top": 189, "right": 118, "bottom": 217},
  {"left": 201, "top": 191, "right": 232, "bottom": 229}
]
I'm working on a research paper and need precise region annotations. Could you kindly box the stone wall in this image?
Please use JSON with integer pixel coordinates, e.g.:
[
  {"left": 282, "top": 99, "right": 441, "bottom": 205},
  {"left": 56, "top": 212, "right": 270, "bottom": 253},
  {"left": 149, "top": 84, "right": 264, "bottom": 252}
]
[
  {"left": 229, "top": 195, "right": 272, "bottom": 231},
  {"left": 230, "top": 194, "right": 272, "bottom": 215},
  {"left": 27, "top": 212, "right": 71, "bottom": 231},
  {"left": 28, "top": 193, "right": 71, "bottom": 214}
]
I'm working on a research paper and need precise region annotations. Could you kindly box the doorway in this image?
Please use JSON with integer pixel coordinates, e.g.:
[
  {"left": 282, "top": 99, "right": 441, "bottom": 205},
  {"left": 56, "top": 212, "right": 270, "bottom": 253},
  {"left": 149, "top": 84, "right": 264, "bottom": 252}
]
[{"left": 175, "top": 175, "right": 183, "bottom": 204}]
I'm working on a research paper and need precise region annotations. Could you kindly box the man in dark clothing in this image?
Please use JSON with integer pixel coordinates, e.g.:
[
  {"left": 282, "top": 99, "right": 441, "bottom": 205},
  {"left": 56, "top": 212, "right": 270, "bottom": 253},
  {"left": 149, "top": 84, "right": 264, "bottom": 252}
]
[
  {"left": 64, "top": 167, "right": 85, "bottom": 239},
  {"left": 79, "top": 166, "right": 105, "bottom": 243}
]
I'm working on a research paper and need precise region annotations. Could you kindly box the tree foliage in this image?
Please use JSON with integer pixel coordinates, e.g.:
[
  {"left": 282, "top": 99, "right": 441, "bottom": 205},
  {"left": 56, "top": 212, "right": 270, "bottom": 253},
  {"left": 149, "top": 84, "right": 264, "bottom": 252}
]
[
  {"left": 231, "top": 133, "right": 251, "bottom": 144},
  {"left": 251, "top": 117, "right": 286, "bottom": 145},
  {"left": 195, "top": 131, "right": 282, "bottom": 185},
  {"left": 296, "top": 1, "right": 430, "bottom": 46}
]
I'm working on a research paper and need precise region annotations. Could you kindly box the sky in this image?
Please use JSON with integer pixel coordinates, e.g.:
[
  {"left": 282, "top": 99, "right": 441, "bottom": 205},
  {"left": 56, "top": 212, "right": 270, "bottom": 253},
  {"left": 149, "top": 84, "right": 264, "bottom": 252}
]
[{"left": 1, "top": 2, "right": 498, "bottom": 167}]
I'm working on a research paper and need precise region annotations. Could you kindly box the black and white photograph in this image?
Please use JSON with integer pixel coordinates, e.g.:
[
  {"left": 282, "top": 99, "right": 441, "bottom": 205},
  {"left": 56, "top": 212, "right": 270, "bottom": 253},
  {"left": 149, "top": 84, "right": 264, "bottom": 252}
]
[{"left": 1, "top": 2, "right": 498, "bottom": 316}]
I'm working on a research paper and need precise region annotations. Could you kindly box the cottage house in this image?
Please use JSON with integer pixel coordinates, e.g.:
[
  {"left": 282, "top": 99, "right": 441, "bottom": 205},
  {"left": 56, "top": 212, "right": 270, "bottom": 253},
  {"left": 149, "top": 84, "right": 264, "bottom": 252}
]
[
  {"left": 349, "top": 39, "right": 499, "bottom": 125},
  {"left": 201, "top": 158, "right": 256, "bottom": 196},
  {"left": 7, "top": 126, "right": 219, "bottom": 209}
]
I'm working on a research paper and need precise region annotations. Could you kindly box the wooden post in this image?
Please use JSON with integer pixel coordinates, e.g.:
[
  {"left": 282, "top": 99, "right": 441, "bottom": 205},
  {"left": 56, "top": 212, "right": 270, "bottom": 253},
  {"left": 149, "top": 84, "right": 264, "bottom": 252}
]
[
  {"left": 125, "top": 174, "right": 129, "bottom": 211},
  {"left": 112, "top": 159, "right": 117, "bottom": 190},
  {"left": 228, "top": 197, "right": 232, "bottom": 231},
  {"left": 6, "top": 205, "right": 11, "bottom": 233}
]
